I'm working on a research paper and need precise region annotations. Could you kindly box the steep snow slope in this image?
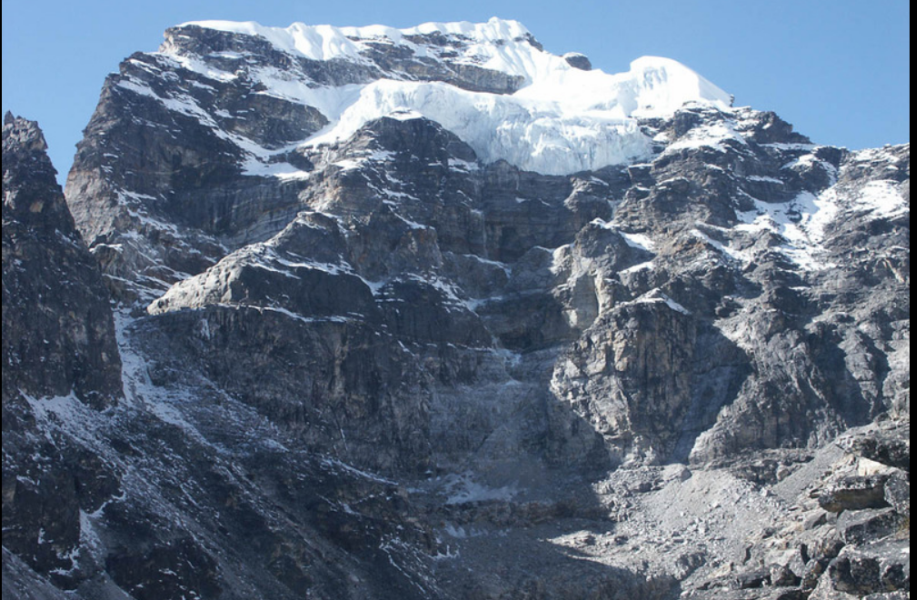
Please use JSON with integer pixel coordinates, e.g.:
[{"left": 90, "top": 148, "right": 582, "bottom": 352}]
[{"left": 156, "top": 17, "right": 732, "bottom": 175}]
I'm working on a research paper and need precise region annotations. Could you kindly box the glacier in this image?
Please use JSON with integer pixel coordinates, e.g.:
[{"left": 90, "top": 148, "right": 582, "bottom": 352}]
[{"left": 159, "top": 17, "right": 733, "bottom": 175}]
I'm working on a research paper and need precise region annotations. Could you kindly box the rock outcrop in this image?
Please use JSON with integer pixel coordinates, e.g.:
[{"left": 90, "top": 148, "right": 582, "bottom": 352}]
[
  {"left": 2, "top": 113, "right": 122, "bottom": 407},
  {"left": 2, "top": 114, "right": 123, "bottom": 593}
]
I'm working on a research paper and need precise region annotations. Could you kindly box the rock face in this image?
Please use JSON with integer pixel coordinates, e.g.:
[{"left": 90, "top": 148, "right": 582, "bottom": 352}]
[
  {"left": 2, "top": 114, "right": 123, "bottom": 593},
  {"left": 4, "top": 18, "right": 910, "bottom": 600},
  {"left": 2, "top": 113, "right": 122, "bottom": 407}
]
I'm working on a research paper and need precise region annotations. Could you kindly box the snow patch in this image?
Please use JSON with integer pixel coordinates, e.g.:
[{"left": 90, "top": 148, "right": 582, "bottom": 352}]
[
  {"left": 746, "top": 175, "right": 784, "bottom": 184},
  {"left": 619, "top": 231, "right": 656, "bottom": 252},
  {"left": 692, "top": 228, "right": 751, "bottom": 263},
  {"left": 443, "top": 472, "right": 519, "bottom": 505},
  {"left": 735, "top": 189, "right": 841, "bottom": 271},
  {"left": 630, "top": 289, "right": 691, "bottom": 315},
  {"left": 620, "top": 260, "right": 655, "bottom": 274},
  {"left": 320, "top": 457, "right": 396, "bottom": 484},
  {"left": 665, "top": 118, "right": 749, "bottom": 154},
  {"left": 853, "top": 180, "right": 908, "bottom": 219}
]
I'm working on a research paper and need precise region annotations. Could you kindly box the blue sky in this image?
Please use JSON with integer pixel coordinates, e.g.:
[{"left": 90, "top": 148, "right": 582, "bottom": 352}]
[{"left": 2, "top": 0, "right": 909, "bottom": 184}]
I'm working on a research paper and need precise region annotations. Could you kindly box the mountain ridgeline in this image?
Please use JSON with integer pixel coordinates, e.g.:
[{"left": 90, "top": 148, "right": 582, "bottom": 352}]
[{"left": 2, "top": 18, "right": 909, "bottom": 600}]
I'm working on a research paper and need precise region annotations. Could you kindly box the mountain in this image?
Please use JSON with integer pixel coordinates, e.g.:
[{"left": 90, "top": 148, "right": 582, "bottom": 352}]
[
  {"left": 2, "top": 113, "right": 123, "bottom": 597},
  {"left": 3, "top": 18, "right": 910, "bottom": 600}
]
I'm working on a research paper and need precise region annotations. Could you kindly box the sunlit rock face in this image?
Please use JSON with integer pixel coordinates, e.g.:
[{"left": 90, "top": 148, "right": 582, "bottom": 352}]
[{"left": 2, "top": 17, "right": 909, "bottom": 600}]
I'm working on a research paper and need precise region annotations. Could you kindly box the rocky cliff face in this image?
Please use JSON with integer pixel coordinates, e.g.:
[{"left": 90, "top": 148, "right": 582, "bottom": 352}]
[
  {"left": 2, "top": 114, "right": 123, "bottom": 407},
  {"left": 2, "top": 113, "right": 123, "bottom": 593},
  {"left": 3, "top": 18, "right": 910, "bottom": 600}
]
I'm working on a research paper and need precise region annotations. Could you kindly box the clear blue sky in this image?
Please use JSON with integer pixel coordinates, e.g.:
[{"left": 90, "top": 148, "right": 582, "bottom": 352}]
[{"left": 2, "top": 0, "right": 910, "bottom": 184}]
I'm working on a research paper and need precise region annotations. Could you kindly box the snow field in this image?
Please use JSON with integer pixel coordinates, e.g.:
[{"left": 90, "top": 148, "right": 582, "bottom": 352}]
[{"left": 158, "top": 18, "right": 733, "bottom": 175}]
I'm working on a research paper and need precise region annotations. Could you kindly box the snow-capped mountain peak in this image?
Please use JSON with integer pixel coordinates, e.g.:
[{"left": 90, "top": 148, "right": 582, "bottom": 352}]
[
  {"left": 156, "top": 18, "right": 732, "bottom": 175},
  {"left": 6, "top": 14, "right": 909, "bottom": 600},
  {"left": 178, "top": 17, "right": 537, "bottom": 66}
]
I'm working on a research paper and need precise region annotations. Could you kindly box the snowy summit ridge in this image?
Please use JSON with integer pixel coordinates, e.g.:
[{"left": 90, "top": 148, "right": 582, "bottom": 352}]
[
  {"left": 158, "top": 17, "right": 733, "bottom": 175},
  {"left": 179, "top": 17, "right": 537, "bottom": 65}
]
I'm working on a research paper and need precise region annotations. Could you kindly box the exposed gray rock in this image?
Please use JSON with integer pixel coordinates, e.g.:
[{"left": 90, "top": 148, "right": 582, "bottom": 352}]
[
  {"left": 2, "top": 548, "right": 71, "bottom": 600},
  {"left": 563, "top": 52, "right": 592, "bottom": 70},
  {"left": 819, "top": 475, "right": 892, "bottom": 512},
  {"left": 2, "top": 115, "right": 124, "bottom": 591},
  {"left": 2, "top": 114, "right": 122, "bottom": 407},
  {"left": 803, "top": 558, "right": 831, "bottom": 592},
  {"left": 821, "top": 540, "right": 910, "bottom": 597},
  {"left": 883, "top": 471, "right": 909, "bottom": 517},
  {"left": 552, "top": 293, "right": 698, "bottom": 465},
  {"left": 838, "top": 508, "right": 902, "bottom": 545},
  {"left": 842, "top": 421, "right": 911, "bottom": 471},
  {"left": 4, "top": 17, "right": 910, "bottom": 600}
]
